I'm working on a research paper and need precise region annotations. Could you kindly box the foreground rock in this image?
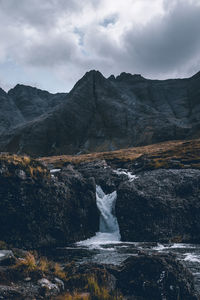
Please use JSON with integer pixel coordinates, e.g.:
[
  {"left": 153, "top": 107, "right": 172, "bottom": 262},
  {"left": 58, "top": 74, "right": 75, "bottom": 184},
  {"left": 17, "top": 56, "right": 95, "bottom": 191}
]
[
  {"left": 1, "top": 150, "right": 200, "bottom": 247},
  {"left": 56, "top": 253, "right": 199, "bottom": 300},
  {"left": 0, "top": 155, "right": 99, "bottom": 248},
  {"left": 0, "top": 250, "right": 198, "bottom": 300},
  {"left": 112, "top": 253, "right": 199, "bottom": 300},
  {"left": 116, "top": 169, "right": 200, "bottom": 243}
]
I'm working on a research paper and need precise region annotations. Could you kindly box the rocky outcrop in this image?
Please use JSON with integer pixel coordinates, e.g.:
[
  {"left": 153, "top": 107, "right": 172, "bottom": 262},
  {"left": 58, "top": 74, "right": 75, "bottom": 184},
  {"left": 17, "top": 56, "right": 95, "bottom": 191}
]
[
  {"left": 111, "top": 253, "right": 199, "bottom": 300},
  {"left": 64, "top": 155, "right": 200, "bottom": 244},
  {"left": 0, "top": 155, "right": 99, "bottom": 248},
  {"left": 2, "top": 149, "right": 199, "bottom": 248},
  {"left": 58, "top": 253, "right": 199, "bottom": 300},
  {"left": 8, "top": 84, "right": 67, "bottom": 121},
  {"left": 0, "top": 88, "right": 24, "bottom": 135},
  {"left": 116, "top": 169, "right": 200, "bottom": 243},
  {"left": 0, "top": 84, "right": 67, "bottom": 136},
  {"left": 0, "top": 70, "right": 200, "bottom": 156},
  {"left": 1, "top": 249, "right": 198, "bottom": 299}
]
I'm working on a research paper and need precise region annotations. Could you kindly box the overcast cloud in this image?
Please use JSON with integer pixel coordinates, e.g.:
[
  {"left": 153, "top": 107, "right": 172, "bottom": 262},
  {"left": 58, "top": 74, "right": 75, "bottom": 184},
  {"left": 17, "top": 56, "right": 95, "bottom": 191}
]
[{"left": 0, "top": 0, "right": 200, "bottom": 92}]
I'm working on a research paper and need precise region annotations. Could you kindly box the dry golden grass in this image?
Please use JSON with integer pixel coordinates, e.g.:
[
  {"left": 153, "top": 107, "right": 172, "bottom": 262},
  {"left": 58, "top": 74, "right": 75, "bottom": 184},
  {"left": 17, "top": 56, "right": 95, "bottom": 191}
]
[
  {"left": 12, "top": 251, "right": 67, "bottom": 280},
  {"left": 0, "top": 153, "right": 49, "bottom": 178},
  {"left": 39, "top": 138, "right": 200, "bottom": 169},
  {"left": 55, "top": 292, "right": 90, "bottom": 300},
  {"left": 54, "top": 274, "right": 123, "bottom": 300},
  {"left": 54, "top": 262, "right": 67, "bottom": 280},
  {"left": 15, "top": 252, "right": 37, "bottom": 272}
]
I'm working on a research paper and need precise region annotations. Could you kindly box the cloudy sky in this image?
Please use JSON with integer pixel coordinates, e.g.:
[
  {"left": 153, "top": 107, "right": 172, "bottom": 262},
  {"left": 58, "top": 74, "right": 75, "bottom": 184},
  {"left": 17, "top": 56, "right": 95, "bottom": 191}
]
[{"left": 0, "top": 0, "right": 200, "bottom": 92}]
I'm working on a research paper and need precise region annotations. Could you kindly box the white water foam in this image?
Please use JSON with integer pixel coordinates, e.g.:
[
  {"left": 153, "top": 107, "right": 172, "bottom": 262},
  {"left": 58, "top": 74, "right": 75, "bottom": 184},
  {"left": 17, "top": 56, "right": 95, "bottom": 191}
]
[
  {"left": 184, "top": 253, "right": 200, "bottom": 263},
  {"left": 113, "top": 169, "right": 137, "bottom": 182},
  {"left": 50, "top": 169, "right": 61, "bottom": 173},
  {"left": 77, "top": 185, "right": 121, "bottom": 248},
  {"left": 153, "top": 243, "right": 197, "bottom": 251}
]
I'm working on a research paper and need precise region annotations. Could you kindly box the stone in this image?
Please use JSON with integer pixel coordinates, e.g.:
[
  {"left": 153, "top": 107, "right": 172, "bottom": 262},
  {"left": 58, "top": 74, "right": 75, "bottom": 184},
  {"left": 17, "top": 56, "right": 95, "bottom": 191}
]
[
  {"left": 0, "top": 250, "right": 16, "bottom": 266},
  {"left": 116, "top": 169, "right": 200, "bottom": 243}
]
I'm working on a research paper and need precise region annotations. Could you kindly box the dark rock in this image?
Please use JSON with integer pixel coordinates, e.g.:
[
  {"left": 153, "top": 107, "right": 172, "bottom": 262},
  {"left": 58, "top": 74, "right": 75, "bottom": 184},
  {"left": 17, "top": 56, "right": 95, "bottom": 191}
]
[
  {"left": 8, "top": 84, "right": 67, "bottom": 121},
  {"left": 0, "top": 70, "right": 200, "bottom": 156},
  {"left": 111, "top": 253, "right": 199, "bottom": 300},
  {"left": 0, "top": 156, "right": 99, "bottom": 248},
  {"left": 0, "top": 250, "right": 16, "bottom": 266},
  {"left": 116, "top": 169, "right": 200, "bottom": 243},
  {"left": 0, "top": 88, "right": 24, "bottom": 135},
  {"left": 61, "top": 252, "right": 199, "bottom": 300}
]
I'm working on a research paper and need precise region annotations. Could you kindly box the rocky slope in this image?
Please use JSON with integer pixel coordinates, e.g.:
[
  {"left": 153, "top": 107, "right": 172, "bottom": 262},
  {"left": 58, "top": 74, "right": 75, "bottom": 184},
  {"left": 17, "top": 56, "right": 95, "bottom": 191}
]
[
  {"left": 1, "top": 139, "right": 200, "bottom": 298},
  {"left": 0, "top": 88, "right": 24, "bottom": 135},
  {"left": 1, "top": 139, "right": 200, "bottom": 248},
  {"left": 0, "top": 249, "right": 198, "bottom": 300},
  {"left": 41, "top": 138, "right": 200, "bottom": 244},
  {"left": 0, "top": 84, "right": 67, "bottom": 136},
  {"left": 0, "top": 154, "right": 99, "bottom": 248},
  {"left": 0, "top": 70, "right": 200, "bottom": 156}
]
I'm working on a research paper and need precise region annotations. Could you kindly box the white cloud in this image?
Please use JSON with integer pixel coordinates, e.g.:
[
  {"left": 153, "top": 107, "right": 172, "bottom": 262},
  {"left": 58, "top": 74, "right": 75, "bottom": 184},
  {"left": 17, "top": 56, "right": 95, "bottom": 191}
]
[{"left": 0, "top": 0, "right": 199, "bottom": 92}]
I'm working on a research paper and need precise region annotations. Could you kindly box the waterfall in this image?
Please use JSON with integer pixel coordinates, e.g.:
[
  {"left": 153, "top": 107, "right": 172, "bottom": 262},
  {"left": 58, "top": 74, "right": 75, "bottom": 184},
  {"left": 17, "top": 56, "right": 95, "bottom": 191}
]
[{"left": 77, "top": 185, "right": 121, "bottom": 246}]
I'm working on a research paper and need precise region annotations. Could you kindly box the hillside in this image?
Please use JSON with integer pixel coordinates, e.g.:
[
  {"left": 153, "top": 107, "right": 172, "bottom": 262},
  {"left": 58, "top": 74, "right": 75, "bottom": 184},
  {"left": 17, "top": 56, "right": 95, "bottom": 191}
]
[
  {"left": 0, "top": 70, "right": 200, "bottom": 156},
  {"left": 39, "top": 138, "right": 200, "bottom": 171}
]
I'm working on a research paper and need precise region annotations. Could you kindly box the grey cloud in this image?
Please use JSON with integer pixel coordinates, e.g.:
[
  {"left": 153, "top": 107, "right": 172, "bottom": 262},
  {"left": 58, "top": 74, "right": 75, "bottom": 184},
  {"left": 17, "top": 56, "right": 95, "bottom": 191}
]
[
  {"left": 0, "top": 0, "right": 82, "bottom": 28},
  {"left": 123, "top": 0, "right": 200, "bottom": 76},
  {"left": 0, "top": 0, "right": 200, "bottom": 93},
  {"left": 24, "top": 36, "right": 77, "bottom": 67}
]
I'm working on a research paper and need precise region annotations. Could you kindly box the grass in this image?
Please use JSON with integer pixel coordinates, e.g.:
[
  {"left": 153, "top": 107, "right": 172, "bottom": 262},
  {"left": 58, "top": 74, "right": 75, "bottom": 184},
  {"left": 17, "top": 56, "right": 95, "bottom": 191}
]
[
  {"left": 12, "top": 251, "right": 67, "bottom": 280},
  {"left": 15, "top": 252, "right": 37, "bottom": 272},
  {"left": 0, "top": 153, "right": 49, "bottom": 179},
  {"left": 54, "top": 274, "right": 123, "bottom": 300},
  {"left": 38, "top": 138, "right": 200, "bottom": 170}
]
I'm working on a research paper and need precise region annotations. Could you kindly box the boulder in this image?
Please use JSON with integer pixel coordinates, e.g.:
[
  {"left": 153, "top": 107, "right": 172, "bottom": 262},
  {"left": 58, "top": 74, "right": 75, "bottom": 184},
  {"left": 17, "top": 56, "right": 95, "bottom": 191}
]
[
  {"left": 0, "top": 156, "right": 99, "bottom": 248},
  {"left": 116, "top": 169, "right": 200, "bottom": 243}
]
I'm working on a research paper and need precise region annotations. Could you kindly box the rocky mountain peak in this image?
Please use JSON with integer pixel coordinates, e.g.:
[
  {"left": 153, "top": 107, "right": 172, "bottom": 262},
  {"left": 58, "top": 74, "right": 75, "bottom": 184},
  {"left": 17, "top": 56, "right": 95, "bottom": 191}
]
[
  {"left": 191, "top": 70, "right": 200, "bottom": 80},
  {"left": 0, "top": 70, "right": 200, "bottom": 156},
  {"left": 0, "top": 87, "right": 7, "bottom": 96},
  {"left": 116, "top": 72, "right": 145, "bottom": 82}
]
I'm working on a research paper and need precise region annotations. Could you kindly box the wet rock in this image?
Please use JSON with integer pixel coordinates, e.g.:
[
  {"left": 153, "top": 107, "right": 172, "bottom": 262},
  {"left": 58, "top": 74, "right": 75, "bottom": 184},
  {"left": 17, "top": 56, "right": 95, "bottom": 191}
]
[
  {"left": 38, "top": 278, "right": 60, "bottom": 297},
  {"left": 0, "top": 157, "right": 99, "bottom": 249},
  {"left": 0, "top": 250, "right": 16, "bottom": 266},
  {"left": 110, "top": 253, "right": 199, "bottom": 300},
  {"left": 61, "top": 252, "right": 199, "bottom": 300},
  {"left": 116, "top": 169, "right": 200, "bottom": 243}
]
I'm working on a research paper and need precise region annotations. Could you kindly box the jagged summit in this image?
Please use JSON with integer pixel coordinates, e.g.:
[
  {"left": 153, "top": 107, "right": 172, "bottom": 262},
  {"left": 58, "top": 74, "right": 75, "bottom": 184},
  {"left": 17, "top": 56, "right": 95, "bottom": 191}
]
[
  {"left": 0, "top": 70, "right": 200, "bottom": 156},
  {"left": 116, "top": 72, "right": 145, "bottom": 81},
  {"left": 0, "top": 87, "right": 6, "bottom": 96},
  {"left": 190, "top": 70, "right": 200, "bottom": 79}
]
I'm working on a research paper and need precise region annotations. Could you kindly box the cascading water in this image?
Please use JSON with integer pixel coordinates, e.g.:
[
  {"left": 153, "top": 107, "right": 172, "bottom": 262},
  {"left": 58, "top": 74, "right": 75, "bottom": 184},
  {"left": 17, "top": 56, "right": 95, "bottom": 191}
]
[{"left": 77, "top": 185, "right": 121, "bottom": 247}]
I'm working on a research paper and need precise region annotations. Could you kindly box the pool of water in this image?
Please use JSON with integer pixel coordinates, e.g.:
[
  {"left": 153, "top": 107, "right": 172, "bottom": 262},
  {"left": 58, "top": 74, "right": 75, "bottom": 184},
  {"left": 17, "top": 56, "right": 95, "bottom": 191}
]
[{"left": 53, "top": 241, "right": 200, "bottom": 293}]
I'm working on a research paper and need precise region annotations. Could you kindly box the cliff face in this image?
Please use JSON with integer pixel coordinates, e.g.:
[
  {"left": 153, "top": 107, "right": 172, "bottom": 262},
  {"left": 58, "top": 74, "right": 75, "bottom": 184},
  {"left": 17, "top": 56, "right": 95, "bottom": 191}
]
[
  {"left": 0, "top": 70, "right": 200, "bottom": 156},
  {"left": 0, "top": 154, "right": 99, "bottom": 248},
  {"left": 1, "top": 140, "right": 200, "bottom": 248}
]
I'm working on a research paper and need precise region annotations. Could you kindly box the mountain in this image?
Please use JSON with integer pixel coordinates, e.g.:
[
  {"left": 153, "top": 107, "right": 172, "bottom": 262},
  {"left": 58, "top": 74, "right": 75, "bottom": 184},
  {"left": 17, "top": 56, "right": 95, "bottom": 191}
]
[
  {"left": 8, "top": 84, "right": 67, "bottom": 121},
  {"left": 0, "top": 87, "right": 24, "bottom": 134},
  {"left": 0, "top": 70, "right": 200, "bottom": 156}
]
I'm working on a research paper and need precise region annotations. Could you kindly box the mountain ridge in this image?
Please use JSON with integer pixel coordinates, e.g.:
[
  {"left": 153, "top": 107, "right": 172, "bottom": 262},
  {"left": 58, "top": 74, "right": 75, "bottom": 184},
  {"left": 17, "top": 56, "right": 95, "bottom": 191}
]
[{"left": 0, "top": 69, "right": 200, "bottom": 156}]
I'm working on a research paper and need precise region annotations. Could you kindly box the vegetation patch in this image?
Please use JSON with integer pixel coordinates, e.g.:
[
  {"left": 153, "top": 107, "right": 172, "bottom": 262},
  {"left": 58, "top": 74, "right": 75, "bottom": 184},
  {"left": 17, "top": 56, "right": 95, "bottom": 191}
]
[
  {"left": 39, "top": 138, "right": 200, "bottom": 171},
  {"left": 0, "top": 153, "right": 49, "bottom": 179}
]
